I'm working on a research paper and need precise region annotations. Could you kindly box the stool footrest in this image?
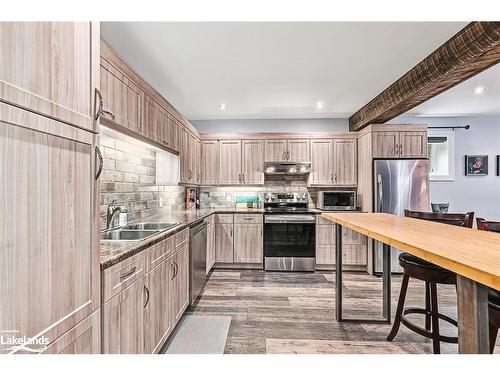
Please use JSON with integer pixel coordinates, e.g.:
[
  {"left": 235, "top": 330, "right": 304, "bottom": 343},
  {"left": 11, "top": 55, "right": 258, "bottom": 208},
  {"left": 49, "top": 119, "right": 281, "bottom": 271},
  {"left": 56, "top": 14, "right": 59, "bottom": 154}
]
[{"left": 401, "top": 307, "right": 458, "bottom": 343}]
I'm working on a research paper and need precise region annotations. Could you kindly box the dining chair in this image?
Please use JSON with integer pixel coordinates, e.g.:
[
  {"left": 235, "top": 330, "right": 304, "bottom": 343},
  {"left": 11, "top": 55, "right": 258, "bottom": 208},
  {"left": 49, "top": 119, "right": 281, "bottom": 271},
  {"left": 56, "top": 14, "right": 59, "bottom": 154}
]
[{"left": 387, "top": 210, "right": 474, "bottom": 354}]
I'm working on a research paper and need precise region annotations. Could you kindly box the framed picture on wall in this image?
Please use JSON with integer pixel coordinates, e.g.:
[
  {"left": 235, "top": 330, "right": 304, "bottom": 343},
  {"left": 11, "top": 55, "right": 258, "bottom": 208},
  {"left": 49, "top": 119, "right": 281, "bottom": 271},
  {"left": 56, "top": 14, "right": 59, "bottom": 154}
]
[{"left": 464, "top": 155, "right": 488, "bottom": 176}]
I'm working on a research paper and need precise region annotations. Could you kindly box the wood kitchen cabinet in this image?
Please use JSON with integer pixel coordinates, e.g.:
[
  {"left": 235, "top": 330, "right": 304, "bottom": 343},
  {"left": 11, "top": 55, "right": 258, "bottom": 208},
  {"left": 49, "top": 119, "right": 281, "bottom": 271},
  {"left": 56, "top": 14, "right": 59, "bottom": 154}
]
[
  {"left": 372, "top": 131, "right": 427, "bottom": 158},
  {"left": 241, "top": 140, "right": 264, "bottom": 184},
  {"left": 179, "top": 126, "right": 190, "bottom": 183},
  {"left": 0, "top": 103, "right": 100, "bottom": 354},
  {"left": 201, "top": 140, "right": 219, "bottom": 185},
  {"left": 144, "top": 260, "right": 171, "bottom": 354},
  {"left": 143, "top": 95, "right": 164, "bottom": 144},
  {"left": 332, "top": 138, "right": 357, "bottom": 186},
  {"left": 233, "top": 221, "right": 263, "bottom": 264},
  {"left": 0, "top": 22, "right": 100, "bottom": 133},
  {"left": 264, "top": 139, "right": 310, "bottom": 162},
  {"left": 206, "top": 215, "right": 216, "bottom": 274},
  {"left": 310, "top": 139, "right": 333, "bottom": 185},
  {"left": 102, "top": 277, "right": 147, "bottom": 354},
  {"left": 215, "top": 222, "right": 234, "bottom": 263},
  {"left": 100, "top": 58, "right": 143, "bottom": 134},
  {"left": 219, "top": 140, "right": 242, "bottom": 185},
  {"left": 169, "top": 245, "right": 189, "bottom": 326}
]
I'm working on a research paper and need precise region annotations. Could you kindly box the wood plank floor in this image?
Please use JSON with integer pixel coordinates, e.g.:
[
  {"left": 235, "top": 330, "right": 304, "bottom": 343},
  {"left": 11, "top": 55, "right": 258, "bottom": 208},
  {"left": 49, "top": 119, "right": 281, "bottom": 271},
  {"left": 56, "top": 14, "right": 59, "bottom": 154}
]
[{"left": 187, "top": 270, "right": 500, "bottom": 354}]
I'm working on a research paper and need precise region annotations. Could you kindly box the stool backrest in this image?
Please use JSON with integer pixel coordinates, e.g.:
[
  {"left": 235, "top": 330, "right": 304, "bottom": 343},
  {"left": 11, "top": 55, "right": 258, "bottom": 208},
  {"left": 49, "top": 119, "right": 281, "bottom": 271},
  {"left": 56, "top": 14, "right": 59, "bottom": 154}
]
[
  {"left": 404, "top": 209, "right": 474, "bottom": 228},
  {"left": 476, "top": 218, "right": 500, "bottom": 233}
]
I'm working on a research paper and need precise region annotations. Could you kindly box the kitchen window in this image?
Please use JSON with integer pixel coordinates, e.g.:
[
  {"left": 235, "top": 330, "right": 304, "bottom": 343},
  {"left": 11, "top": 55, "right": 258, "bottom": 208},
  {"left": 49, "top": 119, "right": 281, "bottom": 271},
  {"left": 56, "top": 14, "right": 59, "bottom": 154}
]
[{"left": 427, "top": 130, "right": 455, "bottom": 181}]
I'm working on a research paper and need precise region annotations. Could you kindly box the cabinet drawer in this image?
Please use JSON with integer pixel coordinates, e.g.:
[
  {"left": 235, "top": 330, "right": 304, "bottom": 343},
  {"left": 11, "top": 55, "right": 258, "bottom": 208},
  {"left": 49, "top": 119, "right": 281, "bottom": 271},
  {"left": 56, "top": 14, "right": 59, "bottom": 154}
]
[
  {"left": 102, "top": 251, "right": 147, "bottom": 302},
  {"left": 316, "top": 244, "right": 368, "bottom": 266},
  {"left": 148, "top": 236, "right": 174, "bottom": 270},
  {"left": 234, "top": 214, "right": 263, "bottom": 224},
  {"left": 174, "top": 228, "right": 189, "bottom": 251},
  {"left": 315, "top": 225, "right": 367, "bottom": 246},
  {"left": 215, "top": 214, "right": 234, "bottom": 224}
]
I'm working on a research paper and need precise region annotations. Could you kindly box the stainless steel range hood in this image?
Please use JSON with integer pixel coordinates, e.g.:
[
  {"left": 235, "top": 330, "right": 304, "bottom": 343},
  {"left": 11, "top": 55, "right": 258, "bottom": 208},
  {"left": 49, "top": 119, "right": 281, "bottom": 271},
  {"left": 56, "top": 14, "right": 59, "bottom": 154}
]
[{"left": 264, "top": 161, "right": 311, "bottom": 175}]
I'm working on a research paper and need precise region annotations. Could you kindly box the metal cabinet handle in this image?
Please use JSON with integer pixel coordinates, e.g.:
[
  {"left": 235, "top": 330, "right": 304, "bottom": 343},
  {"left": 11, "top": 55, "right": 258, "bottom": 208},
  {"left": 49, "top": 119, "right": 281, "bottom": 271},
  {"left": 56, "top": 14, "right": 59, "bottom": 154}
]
[
  {"left": 286, "top": 150, "right": 290, "bottom": 160},
  {"left": 94, "top": 88, "right": 115, "bottom": 120},
  {"left": 95, "top": 146, "right": 103, "bottom": 180},
  {"left": 101, "top": 109, "right": 115, "bottom": 120},
  {"left": 243, "top": 217, "right": 254, "bottom": 221},
  {"left": 334, "top": 173, "right": 337, "bottom": 183},
  {"left": 94, "top": 88, "right": 102, "bottom": 121},
  {"left": 170, "top": 263, "right": 176, "bottom": 280},
  {"left": 399, "top": 144, "right": 403, "bottom": 155},
  {"left": 242, "top": 174, "right": 245, "bottom": 183},
  {"left": 143, "top": 285, "right": 150, "bottom": 308},
  {"left": 282, "top": 150, "right": 286, "bottom": 160},
  {"left": 230, "top": 228, "right": 233, "bottom": 237},
  {"left": 120, "top": 266, "right": 137, "bottom": 280},
  {"left": 174, "top": 261, "right": 178, "bottom": 277}
]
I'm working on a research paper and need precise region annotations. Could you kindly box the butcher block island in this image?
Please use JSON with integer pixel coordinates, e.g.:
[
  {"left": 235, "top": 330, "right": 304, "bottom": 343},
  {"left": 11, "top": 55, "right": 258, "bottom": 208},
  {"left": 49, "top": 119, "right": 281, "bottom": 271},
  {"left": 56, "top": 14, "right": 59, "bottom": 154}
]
[{"left": 321, "top": 212, "right": 500, "bottom": 353}]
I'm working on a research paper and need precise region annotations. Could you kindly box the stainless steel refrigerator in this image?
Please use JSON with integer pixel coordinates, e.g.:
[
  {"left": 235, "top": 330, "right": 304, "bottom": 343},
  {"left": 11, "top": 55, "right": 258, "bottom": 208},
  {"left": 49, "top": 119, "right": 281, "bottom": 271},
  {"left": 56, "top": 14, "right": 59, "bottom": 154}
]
[{"left": 373, "top": 159, "right": 429, "bottom": 273}]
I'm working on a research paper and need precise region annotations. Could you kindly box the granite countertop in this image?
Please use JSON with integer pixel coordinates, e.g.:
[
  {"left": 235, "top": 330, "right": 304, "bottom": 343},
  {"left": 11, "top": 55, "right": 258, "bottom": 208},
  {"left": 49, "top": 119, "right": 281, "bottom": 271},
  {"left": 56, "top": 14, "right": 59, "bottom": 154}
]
[
  {"left": 100, "top": 208, "right": 265, "bottom": 269},
  {"left": 100, "top": 207, "right": 363, "bottom": 269}
]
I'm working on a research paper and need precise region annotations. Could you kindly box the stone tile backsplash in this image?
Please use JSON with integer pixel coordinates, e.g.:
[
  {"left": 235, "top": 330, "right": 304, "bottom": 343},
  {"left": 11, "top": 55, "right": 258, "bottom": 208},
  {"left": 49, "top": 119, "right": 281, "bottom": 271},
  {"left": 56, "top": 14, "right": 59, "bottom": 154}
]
[{"left": 99, "top": 133, "right": 184, "bottom": 230}]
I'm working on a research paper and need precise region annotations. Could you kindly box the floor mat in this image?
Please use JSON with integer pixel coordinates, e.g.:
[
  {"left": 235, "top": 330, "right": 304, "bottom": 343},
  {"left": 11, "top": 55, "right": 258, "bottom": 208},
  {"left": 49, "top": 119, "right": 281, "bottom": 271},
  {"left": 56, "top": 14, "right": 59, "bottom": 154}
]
[{"left": 162, "top": 315, "right": 232, "bottom": 354}]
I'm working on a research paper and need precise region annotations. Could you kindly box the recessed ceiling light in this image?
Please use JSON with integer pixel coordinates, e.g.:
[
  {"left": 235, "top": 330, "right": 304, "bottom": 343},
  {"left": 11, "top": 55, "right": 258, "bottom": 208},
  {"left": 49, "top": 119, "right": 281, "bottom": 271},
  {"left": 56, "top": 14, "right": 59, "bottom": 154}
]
[
  {"left": 474, "top": 86, "right": 487, "bottom": 95},
  {"left": 219, "top": 103, "right": 227, "bottom": 111},
  {"left": 316, "top": 101, "right": 325, "bottom": 109}
]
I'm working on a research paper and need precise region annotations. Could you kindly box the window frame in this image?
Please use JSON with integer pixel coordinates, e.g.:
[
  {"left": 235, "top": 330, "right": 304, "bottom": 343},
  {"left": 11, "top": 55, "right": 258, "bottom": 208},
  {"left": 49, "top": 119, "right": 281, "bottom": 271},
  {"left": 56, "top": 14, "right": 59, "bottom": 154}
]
[{"left": 427, "top": 129, "right": 455, "bottom": 182}]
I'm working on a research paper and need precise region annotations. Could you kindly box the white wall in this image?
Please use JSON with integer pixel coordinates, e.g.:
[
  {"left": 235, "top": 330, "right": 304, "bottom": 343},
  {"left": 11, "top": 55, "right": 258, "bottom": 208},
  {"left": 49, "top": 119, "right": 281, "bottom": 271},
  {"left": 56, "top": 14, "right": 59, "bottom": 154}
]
[
  {"left": 391, "top": 116, "right": 500, "bottom": 221},
  {"left": 191, "top": 118, "right": 348, "bottom": 133}
]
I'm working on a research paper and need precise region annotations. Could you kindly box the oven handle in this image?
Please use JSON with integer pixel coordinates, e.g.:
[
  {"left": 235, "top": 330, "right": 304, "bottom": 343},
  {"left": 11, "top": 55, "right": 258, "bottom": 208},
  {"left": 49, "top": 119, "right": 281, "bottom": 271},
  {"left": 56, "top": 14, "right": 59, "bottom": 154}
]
[{"left": 264, "top": 219, "right": 316, "bottom": 224}]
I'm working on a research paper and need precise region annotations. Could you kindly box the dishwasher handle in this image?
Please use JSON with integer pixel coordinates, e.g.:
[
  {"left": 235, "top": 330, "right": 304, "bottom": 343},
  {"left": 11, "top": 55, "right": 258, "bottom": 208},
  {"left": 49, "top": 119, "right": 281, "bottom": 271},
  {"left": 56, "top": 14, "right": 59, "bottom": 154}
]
[{"left": 190, "top": 220, "right": 208, "bottom": 237}]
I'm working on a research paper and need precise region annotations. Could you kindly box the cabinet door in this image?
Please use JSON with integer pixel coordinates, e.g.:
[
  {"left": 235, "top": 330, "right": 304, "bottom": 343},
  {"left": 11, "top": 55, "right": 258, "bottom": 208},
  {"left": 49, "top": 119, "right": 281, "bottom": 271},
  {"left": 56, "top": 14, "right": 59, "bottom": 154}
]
[
  {"left": 242, "top": 140, "right": 264, "bottom": 185},
  {"left": 179, "top": 127, "right": 190, "bottom": 183},
  {"left": 0, "top": 104, "right": 99, "bottom": 354},
  {"left": 143, "top": 95, "right": 164, "bottom": 144},
  {"left": 43, "top": 310, "right": 100, "bottom": 354},
  {"left": 215, "top": 224, "right": 234, "bottom": 263},
  {"left": 201, "top": 140, "right": 219, "bottom": 185},
  {"left": 310, "top": 139, "right": 333, "bottom": 185},
  {"left": 399, "top": 131, "right": 427, "bottom": 158},
  {"left": 100, "top": 59, "right": 142, "bottom": 134},
  {"left": 103, "top": 278, "right": 146, "bottom": 354},
  {"left": 144, "top": 261, "right": 171, "bottom": 354},
  {"left": 0, "top": 22, "right": 99, "bottom": 132},
  {"left": 219, "top": 140, "right": 242, "bottom": 185},
  {"left": 264, "top": 139, "right": 287, "bottom": 162},
  {"left": 188, "top": 133, "right": 198, "bottom": 184},
  {"left": 170, "top": 246, "right": 189, "bottom": 327},
  {"left": 195, "top": 138, "right": 202, "bottom": 184},
  {"left": 332, "top": 138, "right": 357, "bottom": 186},
  {"left": 372, "top": 131, "right": 399, "bottom": 158},
  {"left": 287, "top": 139, "right": 310, "bottom": 162},
  {"left": 233, "top": 224, "right": 263, "bottom": 263},
  {"left": 168, "top": 116, "right": 179, "bottom": 152}
]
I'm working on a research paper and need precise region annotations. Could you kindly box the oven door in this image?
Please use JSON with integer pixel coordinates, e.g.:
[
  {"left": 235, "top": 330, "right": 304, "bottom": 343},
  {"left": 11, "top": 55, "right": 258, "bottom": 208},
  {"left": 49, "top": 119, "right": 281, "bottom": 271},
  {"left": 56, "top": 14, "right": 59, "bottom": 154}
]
[{"left": 264, "top": 215, "right": 316, "bottom": 271}]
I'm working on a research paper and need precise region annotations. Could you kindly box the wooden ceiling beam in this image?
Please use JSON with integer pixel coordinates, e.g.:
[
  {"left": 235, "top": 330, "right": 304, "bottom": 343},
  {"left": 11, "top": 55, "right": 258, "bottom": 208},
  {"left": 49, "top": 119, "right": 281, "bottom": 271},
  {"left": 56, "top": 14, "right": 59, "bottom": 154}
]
[{"left": 348, "top": 22, "right": 500, "bottom": 132}]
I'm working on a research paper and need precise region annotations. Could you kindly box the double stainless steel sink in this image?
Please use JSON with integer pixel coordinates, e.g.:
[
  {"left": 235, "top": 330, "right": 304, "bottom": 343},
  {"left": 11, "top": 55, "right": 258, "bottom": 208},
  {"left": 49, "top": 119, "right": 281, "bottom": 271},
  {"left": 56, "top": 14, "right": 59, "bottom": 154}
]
[{"left": 100, "top": 222, "right": 178, "bottom": 241}]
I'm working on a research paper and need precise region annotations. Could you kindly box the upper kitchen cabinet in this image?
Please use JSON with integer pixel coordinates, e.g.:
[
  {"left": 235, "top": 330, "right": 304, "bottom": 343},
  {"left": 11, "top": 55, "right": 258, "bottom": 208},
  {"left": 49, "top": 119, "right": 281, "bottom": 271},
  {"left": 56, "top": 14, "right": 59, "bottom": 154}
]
[
  {"left": 310, "top": 138, "right": 357, "bottom": 186},
  {"left": 332, "top": 138, "right": 357, "bottom": 186},
  {"left": 241, "top": 140, "right": 264, "bottom": 184},
  {"left": 179, "top": 127, "right": 190, "bottom": 183},
  {"left": 100, "top": 57, "right": 143, "bottom": 135},
  {"left": 219, "top": 140, "right": 242, "bottom": 185},
  {"left": 0, "top": 103, "right": 100, "bottom": 353},
  {"left": 143, "top": 95, "right": 164, "bottom": 144},
  {"left": 372, "top": 130, "right": 427, "bottom": 159},
  {"left": 179, "top": 128, "right": 201, "bottom": 185},
  {"left": 310, "top": 139, "right": 333, "bottom": 185},
  {"left": 0, "top": 22, "right": 100, "bottom": 133},
  {"left": 264, "top": 139, "right": 310, "bottom": 162},
  {"left": 201, "top": 140, "right": 219, "bottom": 185}
]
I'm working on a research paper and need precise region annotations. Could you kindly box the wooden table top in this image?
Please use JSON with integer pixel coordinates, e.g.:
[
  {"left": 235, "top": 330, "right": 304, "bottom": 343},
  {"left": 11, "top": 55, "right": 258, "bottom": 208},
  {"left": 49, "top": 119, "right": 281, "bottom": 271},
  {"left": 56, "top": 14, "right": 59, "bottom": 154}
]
[{"left": 321, "top": 212, "right": 500, "bottom": 291}]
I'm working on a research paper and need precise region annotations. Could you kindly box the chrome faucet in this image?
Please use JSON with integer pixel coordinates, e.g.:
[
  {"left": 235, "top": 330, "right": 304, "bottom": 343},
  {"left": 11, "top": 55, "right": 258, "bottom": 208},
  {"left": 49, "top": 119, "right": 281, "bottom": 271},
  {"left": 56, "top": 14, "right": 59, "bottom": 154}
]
[{"left": 106, "top": 200, "right": 126, "bottom": 229}]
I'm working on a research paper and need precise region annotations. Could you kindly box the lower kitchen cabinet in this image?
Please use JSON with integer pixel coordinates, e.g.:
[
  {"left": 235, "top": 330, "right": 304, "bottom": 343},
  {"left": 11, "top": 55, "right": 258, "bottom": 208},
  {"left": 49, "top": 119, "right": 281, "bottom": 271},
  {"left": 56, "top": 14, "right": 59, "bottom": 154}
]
[
  {"left": 215, "top": 223, "right": 234, "bottom": 263},
  {"left": 206, "top": 215, "right": 216, "bottom": 274},
  {"left": 43, "top": 310, "right": 101, "bottom": 354},
  {"left": 169, "top": 245, "right": 189, "bottom": 326},
  {"left": 233, "top": 224, "right": 263, "bottom": 263},
  {"left": 103, "top": 277, "right": 147, "bottom": 354},
  {"left": 144, "top": 261, "right": 171, "bottom": 354}
]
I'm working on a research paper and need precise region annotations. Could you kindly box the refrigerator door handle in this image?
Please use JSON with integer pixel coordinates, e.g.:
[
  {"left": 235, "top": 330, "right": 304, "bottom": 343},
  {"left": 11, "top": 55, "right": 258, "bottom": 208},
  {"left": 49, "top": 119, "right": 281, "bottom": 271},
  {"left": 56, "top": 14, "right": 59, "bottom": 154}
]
[{"left": 377, "top": 174, "right": 383, "bottom": 213}]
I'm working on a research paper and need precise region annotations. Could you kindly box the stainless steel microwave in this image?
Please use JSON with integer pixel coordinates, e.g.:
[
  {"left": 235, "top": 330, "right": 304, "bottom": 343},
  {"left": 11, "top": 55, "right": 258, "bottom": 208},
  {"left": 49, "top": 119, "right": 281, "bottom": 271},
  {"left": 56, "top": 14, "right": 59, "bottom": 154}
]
[{"left": 317, "top": 190, "right": 357, "bottom": 211}]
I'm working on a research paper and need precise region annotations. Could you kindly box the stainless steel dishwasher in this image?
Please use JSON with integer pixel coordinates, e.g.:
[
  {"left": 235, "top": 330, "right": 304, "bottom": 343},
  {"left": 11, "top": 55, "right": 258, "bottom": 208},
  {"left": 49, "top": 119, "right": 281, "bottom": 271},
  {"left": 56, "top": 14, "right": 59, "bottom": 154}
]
[{"left": 189, "top": 220, "right": 208, "bottom": 305}]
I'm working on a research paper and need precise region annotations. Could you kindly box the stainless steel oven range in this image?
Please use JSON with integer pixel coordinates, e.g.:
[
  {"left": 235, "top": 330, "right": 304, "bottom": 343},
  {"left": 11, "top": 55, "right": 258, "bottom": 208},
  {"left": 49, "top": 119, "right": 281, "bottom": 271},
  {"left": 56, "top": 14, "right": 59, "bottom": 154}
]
[{"left": 263, "top": 192, "right": 316, "bottom": 272}]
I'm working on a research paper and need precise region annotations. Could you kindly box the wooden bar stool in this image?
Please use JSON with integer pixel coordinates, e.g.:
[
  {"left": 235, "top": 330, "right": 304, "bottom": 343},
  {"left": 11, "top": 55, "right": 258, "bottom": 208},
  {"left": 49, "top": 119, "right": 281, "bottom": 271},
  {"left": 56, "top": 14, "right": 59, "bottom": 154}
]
[
  {"left": 387, "top": 210, "right": 474, "bottom": 354},
  {"left": 477, "top": 218, "right": 500, "bottom": 353}
]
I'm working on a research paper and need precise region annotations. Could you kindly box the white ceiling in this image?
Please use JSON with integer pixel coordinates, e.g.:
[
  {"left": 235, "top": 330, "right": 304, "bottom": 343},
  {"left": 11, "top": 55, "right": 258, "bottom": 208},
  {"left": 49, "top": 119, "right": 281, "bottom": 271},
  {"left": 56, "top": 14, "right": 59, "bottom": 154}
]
[
  {"left": 101, "top": 22, "right": 467, "bottom": 120},
  {"left": 404, "top": 62, "right": 500, "bottom": 117}
]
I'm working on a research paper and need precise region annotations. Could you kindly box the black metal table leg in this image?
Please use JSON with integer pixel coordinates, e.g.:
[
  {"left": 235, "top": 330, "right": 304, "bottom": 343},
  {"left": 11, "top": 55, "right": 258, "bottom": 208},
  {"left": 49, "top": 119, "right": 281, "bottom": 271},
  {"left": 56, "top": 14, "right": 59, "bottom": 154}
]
[
  {"left": 335, "top": 223, "right": 342, "bottom": 321},
  {"left": 335, "top": 227, "right": 392, "bottom": 324}
]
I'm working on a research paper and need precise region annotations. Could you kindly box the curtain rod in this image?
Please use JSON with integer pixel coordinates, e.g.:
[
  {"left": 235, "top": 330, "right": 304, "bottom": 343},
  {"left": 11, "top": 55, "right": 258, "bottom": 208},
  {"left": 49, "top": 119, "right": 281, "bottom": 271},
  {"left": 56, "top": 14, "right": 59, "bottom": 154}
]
[{"left": 428, "top": 125, "right": 470, "bottom": 130}]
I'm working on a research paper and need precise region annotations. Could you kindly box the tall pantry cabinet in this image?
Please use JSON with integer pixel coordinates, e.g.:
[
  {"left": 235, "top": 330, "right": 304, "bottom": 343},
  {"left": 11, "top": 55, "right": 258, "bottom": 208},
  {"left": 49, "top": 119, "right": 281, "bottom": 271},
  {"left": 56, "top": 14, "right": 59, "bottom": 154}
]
[{"left": 0, "top": 22, "right": 101, "bottom": 354}]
